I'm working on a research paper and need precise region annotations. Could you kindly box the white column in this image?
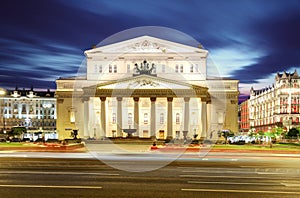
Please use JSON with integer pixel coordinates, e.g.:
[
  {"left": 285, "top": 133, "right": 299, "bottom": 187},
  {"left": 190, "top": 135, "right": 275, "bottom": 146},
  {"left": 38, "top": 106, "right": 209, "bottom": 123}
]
[
  {"left": 184, "top": 97, "right": 190, "bottom": 132},
  {"left": 117, "top": 97, "right": 123, "bottom": 137},
  {"left": 201, "top": 100, "right": 207, "bottom": 137},
  {"left": 167, "top": 97, "right": 173, "bottom": 139},
  {"left": 83, "top": 97, "right": 89, "bottom": 138},
  {"left": 100, "top": 97, "right": 106, "bottom": 138},
  {"left": 133, "top": 97, "right": 139, "bottom": 137},
  {"left": 150, "top": 97, "right": 156, "bottom": 139}
]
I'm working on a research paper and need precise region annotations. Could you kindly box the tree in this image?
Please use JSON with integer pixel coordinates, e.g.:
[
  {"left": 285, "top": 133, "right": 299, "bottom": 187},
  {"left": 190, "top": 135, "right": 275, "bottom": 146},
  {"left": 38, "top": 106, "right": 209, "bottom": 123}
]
[
  {"left": 286, "top": 128, "right": 299, "bottom": 138},
  {"left": 8, "top": 127, "right": 26, "bottom": 137}
]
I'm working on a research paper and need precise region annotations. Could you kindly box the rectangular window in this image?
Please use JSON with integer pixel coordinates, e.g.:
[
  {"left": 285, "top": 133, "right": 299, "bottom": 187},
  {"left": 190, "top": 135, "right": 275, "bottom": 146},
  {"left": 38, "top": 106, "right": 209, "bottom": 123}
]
[
  {"left": 162, "top": 64, "right": 165, "bottom": 73},
  {"left": 109, "top": 65, "right": 112, "bottom": 73},
  {"left": 144, "top": 113, "right": 148, "bottom": 124},
  {"left": 190, "top": 64, "right": 193, "bottom": 73},
  {"left": 175, "top": 65, "right": 179, "bottom": 73},
  {"left": 127, "top": 64, "right": 130, "bottom": 73},
  {"left": 114, "top": 65, "right": 117, "bottom": 73},
  {"left": 160, "top": 113, "right": 164, "bottom": 124},
  {"left": 99, "top": 65, "right": 102, "bottom": 73},
  {"left": 180, "top": 65, "right": 183, "bottom": 73}
]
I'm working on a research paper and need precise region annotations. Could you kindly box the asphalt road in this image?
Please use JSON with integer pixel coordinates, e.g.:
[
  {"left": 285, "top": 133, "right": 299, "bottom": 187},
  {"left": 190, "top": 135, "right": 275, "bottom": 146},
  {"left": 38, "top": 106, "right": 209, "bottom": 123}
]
[{"left": 0, "top": 153, "right": 300, "bottom": 198}]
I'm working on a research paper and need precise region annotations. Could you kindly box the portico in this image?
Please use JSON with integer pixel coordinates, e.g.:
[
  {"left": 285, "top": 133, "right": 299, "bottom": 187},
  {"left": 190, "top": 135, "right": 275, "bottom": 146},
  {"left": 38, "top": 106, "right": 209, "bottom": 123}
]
[{"left": 81, "top": 75, "right": 210, "bottom": 139}]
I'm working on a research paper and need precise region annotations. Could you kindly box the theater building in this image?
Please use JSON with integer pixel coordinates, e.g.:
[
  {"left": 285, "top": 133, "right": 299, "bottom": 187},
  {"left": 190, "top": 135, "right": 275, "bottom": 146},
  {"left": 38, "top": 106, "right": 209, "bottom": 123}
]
[{"left": 56, "top": 36, "right": 239, "bottom": 140}]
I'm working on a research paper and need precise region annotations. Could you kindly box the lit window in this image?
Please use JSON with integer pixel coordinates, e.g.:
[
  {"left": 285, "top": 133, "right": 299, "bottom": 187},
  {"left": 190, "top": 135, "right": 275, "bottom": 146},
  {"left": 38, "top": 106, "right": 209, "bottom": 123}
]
[
  {"left": 112, "top": 113, "right": 116, "bottom": 124},
  {"left": 128, "top": 113, "right": 132, "bottom": 125},
  {"left": 144, "top": 113, "right": 148, "bottom": 124},
  {"left": 176, "top": 113, "right": 180, "bottom": 124},
  {"left": 160, "top": 113, "right": 164, "bottom": 124}
]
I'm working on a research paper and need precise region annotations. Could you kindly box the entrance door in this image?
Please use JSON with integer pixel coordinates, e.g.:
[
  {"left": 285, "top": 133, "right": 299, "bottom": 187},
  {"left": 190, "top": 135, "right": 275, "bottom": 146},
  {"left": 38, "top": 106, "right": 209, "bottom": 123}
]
[
  {"left": 159, "top": 130, "right": 164, "bottom": 139},
  {"left": 143, "top": 130, "right": 148, "bottom": 137}
]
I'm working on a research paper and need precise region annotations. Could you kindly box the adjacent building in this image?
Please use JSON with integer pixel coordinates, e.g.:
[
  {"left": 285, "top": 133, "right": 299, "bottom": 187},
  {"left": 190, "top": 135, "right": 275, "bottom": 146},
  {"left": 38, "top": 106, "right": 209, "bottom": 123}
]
[
  {"left": 0, "top": 87, "right": 56, "bottom": 135},
  {"left": 56, "top": 36, "right": 239, "bottom": 140},
  {"left": 242, "top": 70, "right": 300, "bottom": 132}
]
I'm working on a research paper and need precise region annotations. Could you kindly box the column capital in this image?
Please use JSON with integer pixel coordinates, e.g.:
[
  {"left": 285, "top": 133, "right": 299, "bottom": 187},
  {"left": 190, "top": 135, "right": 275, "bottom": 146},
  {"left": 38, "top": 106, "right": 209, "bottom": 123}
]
[
  {"left": 133, "top": 97, "right": 139, "bottom": 102},
  {"left": 82, "top": 96, "right": 90, "bottom": 102},
  {"left": 184, "top": 97, "right": 190, "bottom": 102},
  {"left": 117, "top": 97, "right": 123, "bottom": 101},
  {"left": 100, "top": 97, "right": 106, "bottom": 101},
  {"left": 150, "top": 97, "right": 156, "bottom": 102},
  {"left": 167, "top": 97, "right": 173, "bottom": 102}
]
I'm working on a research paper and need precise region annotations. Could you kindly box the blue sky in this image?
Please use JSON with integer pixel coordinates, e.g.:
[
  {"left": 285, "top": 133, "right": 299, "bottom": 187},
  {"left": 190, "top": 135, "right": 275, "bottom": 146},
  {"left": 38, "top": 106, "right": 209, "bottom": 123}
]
[{"left": 1, "top": 0, "right": 300, "bottom": 101}]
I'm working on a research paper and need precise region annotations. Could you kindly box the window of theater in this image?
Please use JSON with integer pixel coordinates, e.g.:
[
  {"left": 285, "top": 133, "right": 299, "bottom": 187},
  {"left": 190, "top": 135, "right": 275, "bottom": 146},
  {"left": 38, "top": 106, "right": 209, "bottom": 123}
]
[
  {"left": 175, "top": 65, "right": 179, "bottom": 73},
  {"left": 128, "top": 113, "right": 132, "bottom": 125},
  {"left": 176, "top": 113, "right": 180, "bottom": 124},
  {"left": 113, "top": 65, "right": 117, "bottom": 73},
  {"left": 144, "top": 113, "right": 148, "bottom": 124},
  {"left": 127, "top": 64, "right": 130, "bottom": 73},
  {"left": 160, "top": 113, "right": 164, "bottom": 124},
  {"left": 162, "top": 64, "right": 165, "bottom": 73},
  {"left": 109, "top": 65, "right": 112, "bottom": 73}
]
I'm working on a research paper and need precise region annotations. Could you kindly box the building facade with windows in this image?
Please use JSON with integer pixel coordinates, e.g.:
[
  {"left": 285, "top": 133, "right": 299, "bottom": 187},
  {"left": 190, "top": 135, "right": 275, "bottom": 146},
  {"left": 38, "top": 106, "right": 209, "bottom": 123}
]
[
  {"left": 56, "top": 36, "right": 239, "bottom": 140},
  {"left": 239, "top": 99, "right": 250, "bottom": 132},
  {"left": 0, "top": 88, "right": 56, "bottom": 134},
  {"left": 248, "top": 70, "right": 300, "bottom": 132}
]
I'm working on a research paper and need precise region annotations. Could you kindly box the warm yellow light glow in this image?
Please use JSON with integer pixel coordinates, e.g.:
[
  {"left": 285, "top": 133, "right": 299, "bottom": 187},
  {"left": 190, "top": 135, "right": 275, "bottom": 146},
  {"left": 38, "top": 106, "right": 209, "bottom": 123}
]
[{"left": 0, "top": 89, "right": 6, "bottom": 96}]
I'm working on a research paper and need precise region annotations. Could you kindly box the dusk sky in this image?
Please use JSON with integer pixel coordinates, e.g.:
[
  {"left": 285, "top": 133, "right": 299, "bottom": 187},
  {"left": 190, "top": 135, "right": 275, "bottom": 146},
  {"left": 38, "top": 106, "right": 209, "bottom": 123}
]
[{"left": 1, "top": 0, "right": 300, "bottom": 101}]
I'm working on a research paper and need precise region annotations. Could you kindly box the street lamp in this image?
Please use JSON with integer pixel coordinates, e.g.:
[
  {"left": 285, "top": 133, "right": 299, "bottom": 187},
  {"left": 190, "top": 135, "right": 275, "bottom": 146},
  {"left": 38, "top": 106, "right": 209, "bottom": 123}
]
[{"left": 0, "top": 88, "right": 6, "bottom": 134}]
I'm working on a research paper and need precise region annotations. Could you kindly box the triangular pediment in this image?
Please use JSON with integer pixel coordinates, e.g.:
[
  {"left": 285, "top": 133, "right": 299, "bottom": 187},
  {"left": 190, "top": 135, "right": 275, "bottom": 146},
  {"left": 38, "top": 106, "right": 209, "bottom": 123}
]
[
  {"left": 85, "top": 35, "right": 208, "bottom": 56},
  {"left": 82, "top": 75, "right": 210, "bottom": 99}
]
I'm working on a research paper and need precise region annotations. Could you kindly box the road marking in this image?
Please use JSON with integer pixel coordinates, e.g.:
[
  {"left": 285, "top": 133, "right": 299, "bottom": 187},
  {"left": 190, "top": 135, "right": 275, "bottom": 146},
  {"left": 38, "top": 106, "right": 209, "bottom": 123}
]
[
  {"left": 0, "top": 171, "right": 119, "bottom": 176},
  {"left": 0, "top": 184, "right": 102, "bottom": 189},
  {"left": 182, "top": 170, "right": 255, "bottom": 174},
  {"left": 180, "top": 175, "right": 264, "bottom": 179},
  {"left": 188, "top": 181, "right": 283, "bottom": 186},
  {"left": 282, "top": 183, "right": 300, "bottom": 187},
  {"left": 181, "top": 188, "right": 300, "bottom": 194}
]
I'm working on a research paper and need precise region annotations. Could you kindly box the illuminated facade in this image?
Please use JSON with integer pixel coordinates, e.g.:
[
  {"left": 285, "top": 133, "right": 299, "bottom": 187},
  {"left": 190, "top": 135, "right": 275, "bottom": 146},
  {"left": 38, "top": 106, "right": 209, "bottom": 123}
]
[
  {"left": 56, "top": 36, "right": 239, "bottom": 140},
  {"left": 0, "top": 88, "right": 56, "bottom": 133},
  {"left": 248, "top": 70, "right": 300, "bottom": 131},
  {"left": 239, "top": 100, "right": 250, "bottom": 132}
]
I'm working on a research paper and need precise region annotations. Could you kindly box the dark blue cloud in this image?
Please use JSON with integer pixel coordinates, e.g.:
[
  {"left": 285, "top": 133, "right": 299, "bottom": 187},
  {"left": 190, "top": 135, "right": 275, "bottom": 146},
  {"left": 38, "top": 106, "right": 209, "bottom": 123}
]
[{"left": 0, "top": 0, "right": 299, "bottom": 100}]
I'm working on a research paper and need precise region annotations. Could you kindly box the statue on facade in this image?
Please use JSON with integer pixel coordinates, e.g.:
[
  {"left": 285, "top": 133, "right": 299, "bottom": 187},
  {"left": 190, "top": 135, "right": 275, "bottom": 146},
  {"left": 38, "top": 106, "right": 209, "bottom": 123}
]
[{"left": 134, "top": 60, "right": 156, "bottom": 75}]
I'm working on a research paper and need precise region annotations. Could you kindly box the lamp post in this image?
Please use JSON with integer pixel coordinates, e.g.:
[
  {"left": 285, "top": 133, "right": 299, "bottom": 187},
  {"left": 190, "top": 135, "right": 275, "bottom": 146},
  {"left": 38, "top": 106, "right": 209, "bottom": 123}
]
[{"left": 0, "top": 88, "right": 6, "bottom": 134}]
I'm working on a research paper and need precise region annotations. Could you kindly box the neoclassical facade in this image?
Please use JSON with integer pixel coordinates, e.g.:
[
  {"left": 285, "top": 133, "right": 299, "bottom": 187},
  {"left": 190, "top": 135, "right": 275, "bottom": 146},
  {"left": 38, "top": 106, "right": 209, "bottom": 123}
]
[{"left": 56, "top": 36, "right": 239, "bottom": 140}]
